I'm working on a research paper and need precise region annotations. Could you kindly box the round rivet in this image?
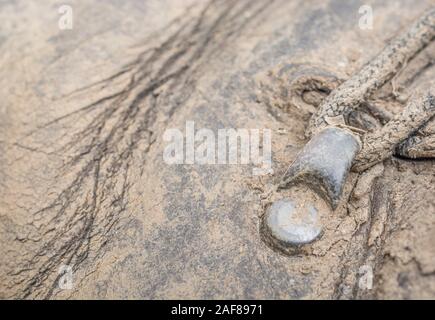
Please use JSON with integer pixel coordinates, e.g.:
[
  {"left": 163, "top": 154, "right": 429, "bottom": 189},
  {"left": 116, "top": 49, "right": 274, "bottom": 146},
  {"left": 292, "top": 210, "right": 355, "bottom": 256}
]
[{"left": 263, "top": 198, "right": 323, "bottom": 247}]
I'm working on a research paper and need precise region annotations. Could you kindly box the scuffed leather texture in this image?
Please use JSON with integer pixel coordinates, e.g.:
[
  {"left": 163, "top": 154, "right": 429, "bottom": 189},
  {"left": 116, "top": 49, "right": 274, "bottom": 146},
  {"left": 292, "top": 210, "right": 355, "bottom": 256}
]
[{"left": 1, "top": 0, "right": 434, "bottom": 299}]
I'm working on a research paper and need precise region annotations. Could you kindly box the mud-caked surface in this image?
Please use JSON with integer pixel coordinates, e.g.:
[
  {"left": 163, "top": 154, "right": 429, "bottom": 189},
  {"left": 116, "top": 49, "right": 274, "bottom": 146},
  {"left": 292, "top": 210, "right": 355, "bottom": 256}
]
[{"left": 0, "top": 0, "right": 434, "bottom": 299}]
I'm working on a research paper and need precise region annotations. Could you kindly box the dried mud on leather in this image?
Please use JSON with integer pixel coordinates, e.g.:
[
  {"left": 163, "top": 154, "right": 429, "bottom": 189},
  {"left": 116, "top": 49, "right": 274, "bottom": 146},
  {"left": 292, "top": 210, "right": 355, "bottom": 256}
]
[{"left": 1, "top": 0, "right": 434, "bottom": 299}]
